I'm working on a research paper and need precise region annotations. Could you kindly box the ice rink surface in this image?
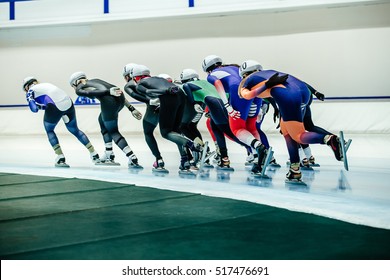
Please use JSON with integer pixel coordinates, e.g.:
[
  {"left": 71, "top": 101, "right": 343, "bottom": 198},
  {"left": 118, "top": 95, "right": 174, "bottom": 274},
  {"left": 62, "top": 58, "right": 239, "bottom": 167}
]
[{"left": 1, "top": 132, "right": 389, "bottom": 230}]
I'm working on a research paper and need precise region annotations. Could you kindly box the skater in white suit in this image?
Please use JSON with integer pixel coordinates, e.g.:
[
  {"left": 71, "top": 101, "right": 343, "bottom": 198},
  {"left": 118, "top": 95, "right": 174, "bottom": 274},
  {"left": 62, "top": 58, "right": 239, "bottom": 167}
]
[{"left": 22, "top": 77, "right": 100, "bottom": 167}]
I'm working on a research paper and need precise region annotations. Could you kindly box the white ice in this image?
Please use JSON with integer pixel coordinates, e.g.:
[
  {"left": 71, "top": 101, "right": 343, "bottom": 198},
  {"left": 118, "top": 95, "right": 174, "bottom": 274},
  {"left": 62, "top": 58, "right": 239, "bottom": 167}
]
[{"left": 1, "top": 132, "right": 389, "bottom": 230}]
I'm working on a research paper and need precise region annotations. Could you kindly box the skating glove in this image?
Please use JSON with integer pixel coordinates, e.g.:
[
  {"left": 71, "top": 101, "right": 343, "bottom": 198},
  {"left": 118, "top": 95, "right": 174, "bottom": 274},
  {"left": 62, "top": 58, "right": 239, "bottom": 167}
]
[
  {"left": 314, "top": 91, "right": 325, "bottom": 101},
  {"left": 109, "top": 87, "right": 123, "bottom": 97},
  {"left": 127, "top": 105, "right": 142, "bottom": 120},
  {"left": 224, "top": 102, "right": 241, "bottom": 120},
  {"left": 194, "top": 104, "right": 204, "bottom": 113},
  {"left": 149, "top": 98, "right": 160, "bottom": 106},
  {"left": 265, "top": 73, "right": 289, "bottom": 88}
]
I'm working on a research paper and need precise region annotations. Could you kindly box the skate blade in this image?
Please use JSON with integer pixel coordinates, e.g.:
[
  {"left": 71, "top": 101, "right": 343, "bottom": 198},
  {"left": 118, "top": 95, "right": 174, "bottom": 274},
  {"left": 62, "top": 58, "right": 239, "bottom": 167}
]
[
  {"left": 269, "top": 163, "right": 281, "bottom": 168},
  {"left": 203, "top": 164, "right": 214, "bottom": 169},
  {"left": 95, "top": 161, "right": 120, "bottom": 166},
  {"left": 300, "top": 166, "right": 314, "bottom": 171},
  {"left": 251, "top": 173, "right": 271, "bottom": 180},
  {"left": 285, "top": 179, "right": 307, "bottom": 186},
  {"left": 216, "top": 166, "right": 235, "bottom": 172},
  {"left": 152, "top": 168, "right": 169, "bottom": 174},
  {"left": 178, "top": 170, "right": 196, "bottom": 176},
  {"left": 310, "top": 163, "right": 320, "bottom": 167},
  {"left": 128, "top": 165, "right": 144, "bottom": 170},
  {"left": 55, "top": 163, "right": 70, "bottom": 168}
]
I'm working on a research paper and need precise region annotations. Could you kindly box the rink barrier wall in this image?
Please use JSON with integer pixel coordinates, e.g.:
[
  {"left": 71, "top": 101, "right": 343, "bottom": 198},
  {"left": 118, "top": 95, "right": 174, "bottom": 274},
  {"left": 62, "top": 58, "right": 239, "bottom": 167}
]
[{"left": 1, "top": 98, "right": 389, "bottom": 135}]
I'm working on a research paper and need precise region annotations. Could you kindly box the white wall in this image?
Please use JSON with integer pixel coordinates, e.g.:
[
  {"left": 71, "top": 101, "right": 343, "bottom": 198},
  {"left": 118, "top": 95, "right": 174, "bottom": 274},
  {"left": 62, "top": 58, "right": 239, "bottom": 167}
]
[{"left": 1, "top": 1, "right": 389, "bottom": 134}]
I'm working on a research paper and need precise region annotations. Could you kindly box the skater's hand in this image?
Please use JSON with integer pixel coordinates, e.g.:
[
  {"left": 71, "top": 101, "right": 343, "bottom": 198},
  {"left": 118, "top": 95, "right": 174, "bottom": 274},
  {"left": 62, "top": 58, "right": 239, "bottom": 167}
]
[
  {"left": 265, "top": 73, "right": 289, "bottom": 88},
  {"left": 131, "top": 109, "right": 142, "bottom": 120},
  {"left": 224, "top": 103, "right": 241, "bottom": 120},
  {"left": 194, "top": 104, "right": 204, "bottom": 113},
  {"left": 109, "top": 87, "right": 123, "bottom": 97},
  {"left": 149, "top": 98, "right": 160, "bottom": 106},
  {"left": 314, "top": 91, "right": 325, "bottom": 101}
]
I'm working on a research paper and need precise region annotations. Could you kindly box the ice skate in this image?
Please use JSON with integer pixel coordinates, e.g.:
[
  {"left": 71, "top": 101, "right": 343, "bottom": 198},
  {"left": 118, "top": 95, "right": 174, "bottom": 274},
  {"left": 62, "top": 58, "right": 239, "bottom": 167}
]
[
  {"left": 308, "top": 156, "right": 320, "bottom": 167},
  {"left": 245, "top": 153, "right": 255, "bottom": 167},
  {"left": 259, "top": 147, "right": 274, "bottom": 178},
  {"left": 250, "top": 163, "right": 270, "bottom": 179},
  {"left": 269, "top": 157, "right": 281, "bottom": 168},
  {"left": 285, "top": 163, "right": 307, "bottom": 186},
  {"left": 325, "top": 134, "right": 343, "bottom": 161},
  {"left": 300, "top": 158, "right": 313, "bottom": 170},
  {"left": 339, "top": 131, "right": 352, "bottom": 171},
  {"left": 178, "top": 156, "right": 196, "bottom": 176},
  {"left": 128, "top": 154, "right": 143, "bottom": 170},
  {"left": 90, "top": 153, "right": 101, "bottom": 164},
  {"left": 55, "top": 155, "right": 70, "bottom": 168},
  {"left": 96, "top": 151, "right": 120, "bottom": 166},
  {"left": 216, "top": 156, "right": 235, "bottom": 172},
  {"left": 152, "top": 159, "right": 169, "bottom": 174}
]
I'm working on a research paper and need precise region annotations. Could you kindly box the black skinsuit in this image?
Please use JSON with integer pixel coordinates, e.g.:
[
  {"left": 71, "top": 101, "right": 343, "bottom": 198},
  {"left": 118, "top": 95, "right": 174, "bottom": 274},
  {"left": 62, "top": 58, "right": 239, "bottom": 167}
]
[
  {"left": 134, "top": 77, "right": 190, "bottom": 158},
  {"left": 124, "top": 79, "right": 162, "bottom": 161},
  {"left": 76, "top": 79, "right": 132, "bottom": 156}
]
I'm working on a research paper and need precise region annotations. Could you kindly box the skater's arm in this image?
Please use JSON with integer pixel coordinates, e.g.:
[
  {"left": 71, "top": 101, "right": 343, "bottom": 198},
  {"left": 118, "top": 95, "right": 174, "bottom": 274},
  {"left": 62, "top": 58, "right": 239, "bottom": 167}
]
[
  {"left": 305, "top": 82, "right": 324, "bottom": 101},
  {"left": 76, "top": 84, "right": 109, "bottom": 98},
  {"left": 25, "top": 89, "right": 39, "bottom": 113}
]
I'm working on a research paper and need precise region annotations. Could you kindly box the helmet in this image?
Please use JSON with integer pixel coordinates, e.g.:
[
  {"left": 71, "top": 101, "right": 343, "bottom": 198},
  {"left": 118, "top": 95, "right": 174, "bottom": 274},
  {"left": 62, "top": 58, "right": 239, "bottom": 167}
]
[
  {"left": 131, "top": 64, "right": 150, "bottom": 77},
  {"left": 157, "top": 73, "right": 173, "bottom": 83},
  {"left": 202, "top": 55, "right": 222, "bottom": 72},
  {"left": 69, "top": 71, "right": 87, "bottom": 87},
  {"left": 180, "top": 69, "right": 199, "bottom": 82},
  {"left": 23, "top": 76, "right": 37, "bottom": 91},
  {"left": 123, "top": 63, "right": 138, "bottom": 77},
  {"left": 239, "top": 60, "right": 263, "bottom": 78}
]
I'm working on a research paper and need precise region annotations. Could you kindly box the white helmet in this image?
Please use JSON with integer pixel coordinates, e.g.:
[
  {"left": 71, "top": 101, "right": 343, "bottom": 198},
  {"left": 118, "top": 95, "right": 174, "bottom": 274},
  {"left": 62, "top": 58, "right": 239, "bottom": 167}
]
[
  {"left": 123, "top": 63, "right": 138, "bottom": 77},
  {"left": 69, "top": 71, "right": 87, "bottom": 87},
  {"left": 157, "top": 73, "right": 173, "bottom": 83},
  {"left": 131, "top": 64, "right": 150, "bottom": 77},
  {"left": 239, "top": 60, "right": 263, "bottom": 78},
  {"left": 23, "top": 76, "right": 37, "bottom": 91},
  {"left": 180, "top": 69, "right": 199, "bottom": 82},
  {"left": 202, "top": 55, "right": 222, "bottom": 72}
]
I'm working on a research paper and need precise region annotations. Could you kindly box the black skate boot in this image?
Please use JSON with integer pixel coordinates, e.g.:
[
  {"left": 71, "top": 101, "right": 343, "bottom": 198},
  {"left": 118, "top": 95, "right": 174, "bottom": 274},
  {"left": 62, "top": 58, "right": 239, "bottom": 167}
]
[
  {"left": 128, "top": 153, "right": 143, "bottom": 169},
  {"left": 285, "top": 162, "right": 307, "bottom": 186},
  {"left": 256, "top": 144, "right": 267, "bottom": 167},
  {"left": 153, "top": 158, "right": 168, "bottom": 173},
  {"left": 325, "top": 135, "right": 343, "bottom": 161},
  {"left": 179, "top": 156, "right": 195, "bottom": 175}
]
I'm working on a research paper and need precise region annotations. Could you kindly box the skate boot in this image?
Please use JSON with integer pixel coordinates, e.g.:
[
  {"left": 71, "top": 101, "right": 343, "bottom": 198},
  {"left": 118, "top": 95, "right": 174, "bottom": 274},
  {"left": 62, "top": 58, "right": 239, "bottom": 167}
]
[
  {"left": 300, "top": 158, "right": 310, "bottom": 168},
  {"left": 325, "top": 135, "right": 343, "bottom": 161},
  {"left": 269, "top": 157, "right": 281, "bottom": 168},
  {"left": 245, "top": 153, "right": 255, "bottom": 167},
  {"left": 256, "top": 144, "right": 267, "bottom": 167},
  {"left": 217, "top": 157, "right": 234, "bottom": 172},
  {"left": 128, "top": 153, "right": 143, "bottom": 169},
  {"left": 55, "top": 155, "right": 70, "bottom": 168},
  {"left": 97, "top": 151, "right": 120, "bottom": 166},
  {"left": 309, "top": 156, "right": 316, "bottom": 165},
  {"left": 179, "top": 156, "right": 195, "bottom": 175},
  {"left": 152, "top": 159, "right": 168, "bottom": 173},
  {"left": 250, "top": 163, "right": 262, "bottom": 176},
  {"left": 286, "top": 162, "right": 302, "bottom": 181},
  {"left": 90, "top": 152, "right": 100, "bottom": 164}
]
